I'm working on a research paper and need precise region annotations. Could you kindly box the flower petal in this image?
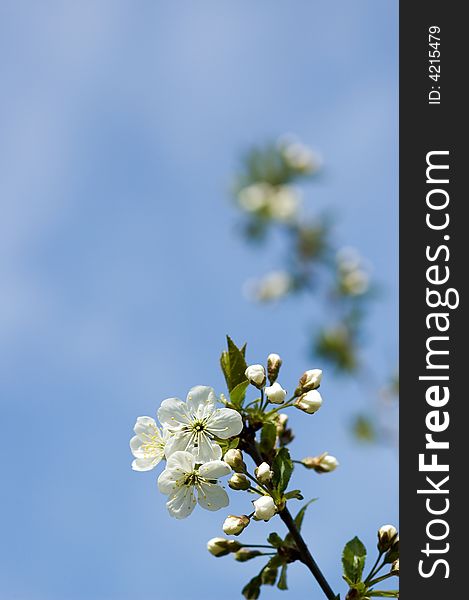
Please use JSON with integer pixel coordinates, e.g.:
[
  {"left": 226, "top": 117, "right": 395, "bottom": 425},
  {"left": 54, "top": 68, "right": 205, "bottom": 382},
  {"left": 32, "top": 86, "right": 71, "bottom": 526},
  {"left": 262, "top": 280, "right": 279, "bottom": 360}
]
[
  {"left": 191, "top": 432, "right": 222, "bottom": 463},
  {"left": 186, "top": 386, "right": 217, "bottom": 419},
  {"left": 197, "top": 482, "right": 229, "bottom": 511},
  {"left": 164, "top": 430, "right": 194, "bottom": 458},
  {"left": 132, "top": 455, "right": 162, "bottom": 472},
  {"left": 198, "top": 460, "right": 231, "bottom": 480},
  {"left": 157, "top": 467, "right": 182, "bottom": 494},
  {"left": 165, "top": 450, "right": 195, "bottom": 474},
  {"left": 134, "top": 416, "right": 160, "bottom": 439},
  {"left": 157, "top": 398, "right": 190, "bottom": 429},
  {"left": 166, "top": 486, "right": 197, "bottom": 519},
  {"left": 206, "top": 408, "right": 243, "bottom": 439}
]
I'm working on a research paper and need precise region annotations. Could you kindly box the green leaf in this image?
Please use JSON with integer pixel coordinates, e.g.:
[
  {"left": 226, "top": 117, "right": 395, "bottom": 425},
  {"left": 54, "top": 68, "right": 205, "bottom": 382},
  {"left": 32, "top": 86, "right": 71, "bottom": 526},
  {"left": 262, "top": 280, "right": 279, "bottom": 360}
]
[
  {"left": 277, "top": 564, "right": 288, "bottom": 590},
  {"left": 230, "top": 380, "right": 250, "bottom": 409},
  {"left": 242, "top": 575, "right": 262, "bottom": 600},
  {"left": 272, "top": 448, "right": 293, "bottom": 494},
  {"left": 368, "top": 592, "right": 399, "bottom": 598},
  {"left": 267, "top": 532, "right": 284, "bottom": 548},
  {"left": 293, "top": 498, "right": 317, "bottom": 530},
  {"left": 284, "top": 489, "right": 304, "bottom": 500},
  {"left": 227, "top": 336, "right": 249, "bottom": 391},
  {"left": 260, "top": 422, "right": 277, "bottom": 455},
  {"left": 342, "top": 536, "right": 367, "bottom": 585}
]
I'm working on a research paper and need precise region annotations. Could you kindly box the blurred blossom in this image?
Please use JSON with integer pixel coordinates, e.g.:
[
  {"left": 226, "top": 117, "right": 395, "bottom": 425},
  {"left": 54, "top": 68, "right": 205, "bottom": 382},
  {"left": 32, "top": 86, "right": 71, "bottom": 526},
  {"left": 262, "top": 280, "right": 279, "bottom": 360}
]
[
  {"left": 243, "top": 270, "right": 293, "bottom": 303},
  {"left": 237, "top": 182, "right": 301, "bottom": 223},
  {"left": 268, "top": 185, "right": 301, "bottom": 222},
  {"left": 237, "top": 182, "right": 271, "bottom": 213},
  {"left": 336, "top": 247, "right": 371, "bottom": 297},
  {"left": 277, "top": 135, "right": 321, "bottom": 174}
]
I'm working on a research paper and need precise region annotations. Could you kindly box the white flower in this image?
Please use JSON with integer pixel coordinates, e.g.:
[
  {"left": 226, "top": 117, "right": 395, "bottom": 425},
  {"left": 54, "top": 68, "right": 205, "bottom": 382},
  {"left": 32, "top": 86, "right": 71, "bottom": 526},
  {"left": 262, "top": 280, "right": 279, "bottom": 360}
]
[
  {"left": 298, "top": 369, "right": 323, "bottom": 392},
  {"left": 222, "top": 514, "right": 250, "bottom": 535},
  {"left": 265, "top": 382, "right": 287, "bottom": 404},
  {"left": 245, "top": 364, "right": 266, "bottom": 388},
  {"left": 158, "top": 386, "right": 243, "bottom": 462},
  {"left": 255, "top": 462, "right": 273, "bottom": 484},
  {"left": 130, "top": 417, "right": 169, "bottom": 471},
  {"left": 253, "top": 495, "right": 277, "bottom": 521},
  {"left": 295, "top": 390, "right": 323, "bottom": 414},
  {"left": 157, "top": 451, "right": 231, "bottom": 519}
]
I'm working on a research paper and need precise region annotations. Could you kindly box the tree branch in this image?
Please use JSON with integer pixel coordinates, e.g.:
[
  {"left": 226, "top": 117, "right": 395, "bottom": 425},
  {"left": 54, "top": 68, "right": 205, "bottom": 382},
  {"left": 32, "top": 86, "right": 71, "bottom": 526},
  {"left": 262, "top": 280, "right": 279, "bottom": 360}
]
[{"left": 241, "top": 432, "right": 338, "bottom": 600}]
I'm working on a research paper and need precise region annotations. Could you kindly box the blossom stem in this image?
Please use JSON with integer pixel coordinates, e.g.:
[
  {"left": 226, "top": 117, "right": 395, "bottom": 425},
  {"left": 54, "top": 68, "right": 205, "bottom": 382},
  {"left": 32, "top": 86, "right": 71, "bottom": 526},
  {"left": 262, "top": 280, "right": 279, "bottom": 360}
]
[
  {"left": 242, "top": 544, "right": 274, "bottom": 549},
  {"left": 241, "top": 436, "right": 337, "bottom": 600},
  {"left": 364, "top": 552, "right": 384, "bottom": 584},
  {"left": 279, "top": 507, "right": 337, "bottom": 600}
]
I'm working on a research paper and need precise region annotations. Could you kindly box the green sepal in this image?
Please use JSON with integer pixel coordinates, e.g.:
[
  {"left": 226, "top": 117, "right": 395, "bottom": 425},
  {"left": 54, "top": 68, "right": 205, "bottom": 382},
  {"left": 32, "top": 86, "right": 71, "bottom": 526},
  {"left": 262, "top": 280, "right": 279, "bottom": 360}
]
[
  {"left": 277, "top": 564, "right": 288, "bottom": 590},
  {"left": 267, "top": 532, "right": 284, "bottom": 548}
]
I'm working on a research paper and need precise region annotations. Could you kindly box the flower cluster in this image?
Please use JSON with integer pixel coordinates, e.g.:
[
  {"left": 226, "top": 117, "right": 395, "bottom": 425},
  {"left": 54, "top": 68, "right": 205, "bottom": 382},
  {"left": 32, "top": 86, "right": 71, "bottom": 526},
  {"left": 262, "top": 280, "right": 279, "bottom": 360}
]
[
  {"left": 130, "top": 338, "right": 397, "bottom": 599},
  {"left": 130, "top": 385, "right": 243, "bottom": 518}
]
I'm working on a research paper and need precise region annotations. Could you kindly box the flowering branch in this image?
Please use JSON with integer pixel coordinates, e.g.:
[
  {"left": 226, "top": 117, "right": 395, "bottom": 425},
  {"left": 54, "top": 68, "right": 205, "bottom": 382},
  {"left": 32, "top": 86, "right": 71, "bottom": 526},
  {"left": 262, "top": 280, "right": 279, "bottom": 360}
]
[{"left": 130, "top": 336, "right": 398, "bottom": 599}]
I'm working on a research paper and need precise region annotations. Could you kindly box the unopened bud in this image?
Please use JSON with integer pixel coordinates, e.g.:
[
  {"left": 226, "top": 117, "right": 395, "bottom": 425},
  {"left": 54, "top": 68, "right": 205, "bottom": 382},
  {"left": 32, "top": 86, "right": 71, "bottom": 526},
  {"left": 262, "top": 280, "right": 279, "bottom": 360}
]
[
  {"left": 228, "top": 473, "right": 250, "bottom": 491},
  {"left": 297, "top": 369, "right": 323, "bottom": 394},
  {"left": 295, "top": 390, "right": 323, "bottom": 414},
  {"left": 267, "top": 353, "right": 282, "bottom": 383},
  {"left": 224, "top": 449, "right": 246, "bottom": 473},
  {"left": 261, "top": 565, "right": 279, "bottom": 585},
  {"left": 385, "top": 535, "right": 399, "bottom": 563},
  {"left": 234, "top": 548, "right": 262, "bottom": 562},
  {"left": 207, "top": 537, "right": 242, "bottom": 557},
  {"left": 265, "top": 382, "right": 287, "bottom": 404},
  {"left": 245, "top": 364, "right": 266, "bottom": 388},
  {"left": 223, "top": 514, "right": 250, "bottom": 536},
  {"left": 255, "top": 462, "right": 273, "bottom": 484},
  {"left": 253, "top": 495, "right": 277, "bottom": 521},
  {"left": 301, "top": 452, "right": 339, "bottom": 473},
  {"left": 378, "top": 525, "right": 398, "bottom": 552},
  {"left": 391, "top": 559, "right": 399, "bottom": 576}
]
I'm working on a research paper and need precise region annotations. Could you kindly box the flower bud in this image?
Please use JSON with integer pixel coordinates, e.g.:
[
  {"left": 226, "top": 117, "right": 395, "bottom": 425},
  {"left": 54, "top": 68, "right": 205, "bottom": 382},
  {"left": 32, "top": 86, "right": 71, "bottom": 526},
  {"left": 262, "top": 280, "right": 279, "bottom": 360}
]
[
  {"left": 245, "top": 364, "right": 266, "bottom": 388},
  {"left": 295, "top": 390, "right": 323, "bottom": 414},
  {"left": 385, "top": 535, "right": 399, "bottom": 563},
  {"left": 377, "top": 525, "right": 398, "bottom": 552},
  {"left": 228, "top": 473, "right": 250, "bottom": 491},
  {"left": 297, "top": 369, "right": 322, "bottom": 393},
  {"left": 255, "top": 462, "right": 273, "bottom": 484},
  {"left": 207, "top": 537, "right": 242, "bottom": 557},
  {"left": 234, "top": 548, "right": 262, "bottom": 562},
  {"left": 223, "top": 515, "right": 250, "bottom": 536},
  {"left": 391, "top": 559, "right": 399, "bottom": 576},
  {"left": 265, "top": 382, "right": 287, "bottom": 405},
  {"left": 262, "top": 565, "right": 279, "bottom": 585},
  {"left": 267, "top": 353, "right": 282, "bottom": 383},
  {"left": 301, "top": 452, "right": 339, "bottom": 473},
  {"left": 224, "top": 449, "right": 246, "bottom": 473},
  {"left": 253, "top": 495, "right": 277, "bottom": 521}
]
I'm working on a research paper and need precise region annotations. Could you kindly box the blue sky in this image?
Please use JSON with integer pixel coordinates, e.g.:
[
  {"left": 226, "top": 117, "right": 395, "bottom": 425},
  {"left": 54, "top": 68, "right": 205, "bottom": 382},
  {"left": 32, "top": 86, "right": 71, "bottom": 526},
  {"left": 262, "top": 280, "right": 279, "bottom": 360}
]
[{"left": 0, "top": 2, "right": 398, "bottom": 599}]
